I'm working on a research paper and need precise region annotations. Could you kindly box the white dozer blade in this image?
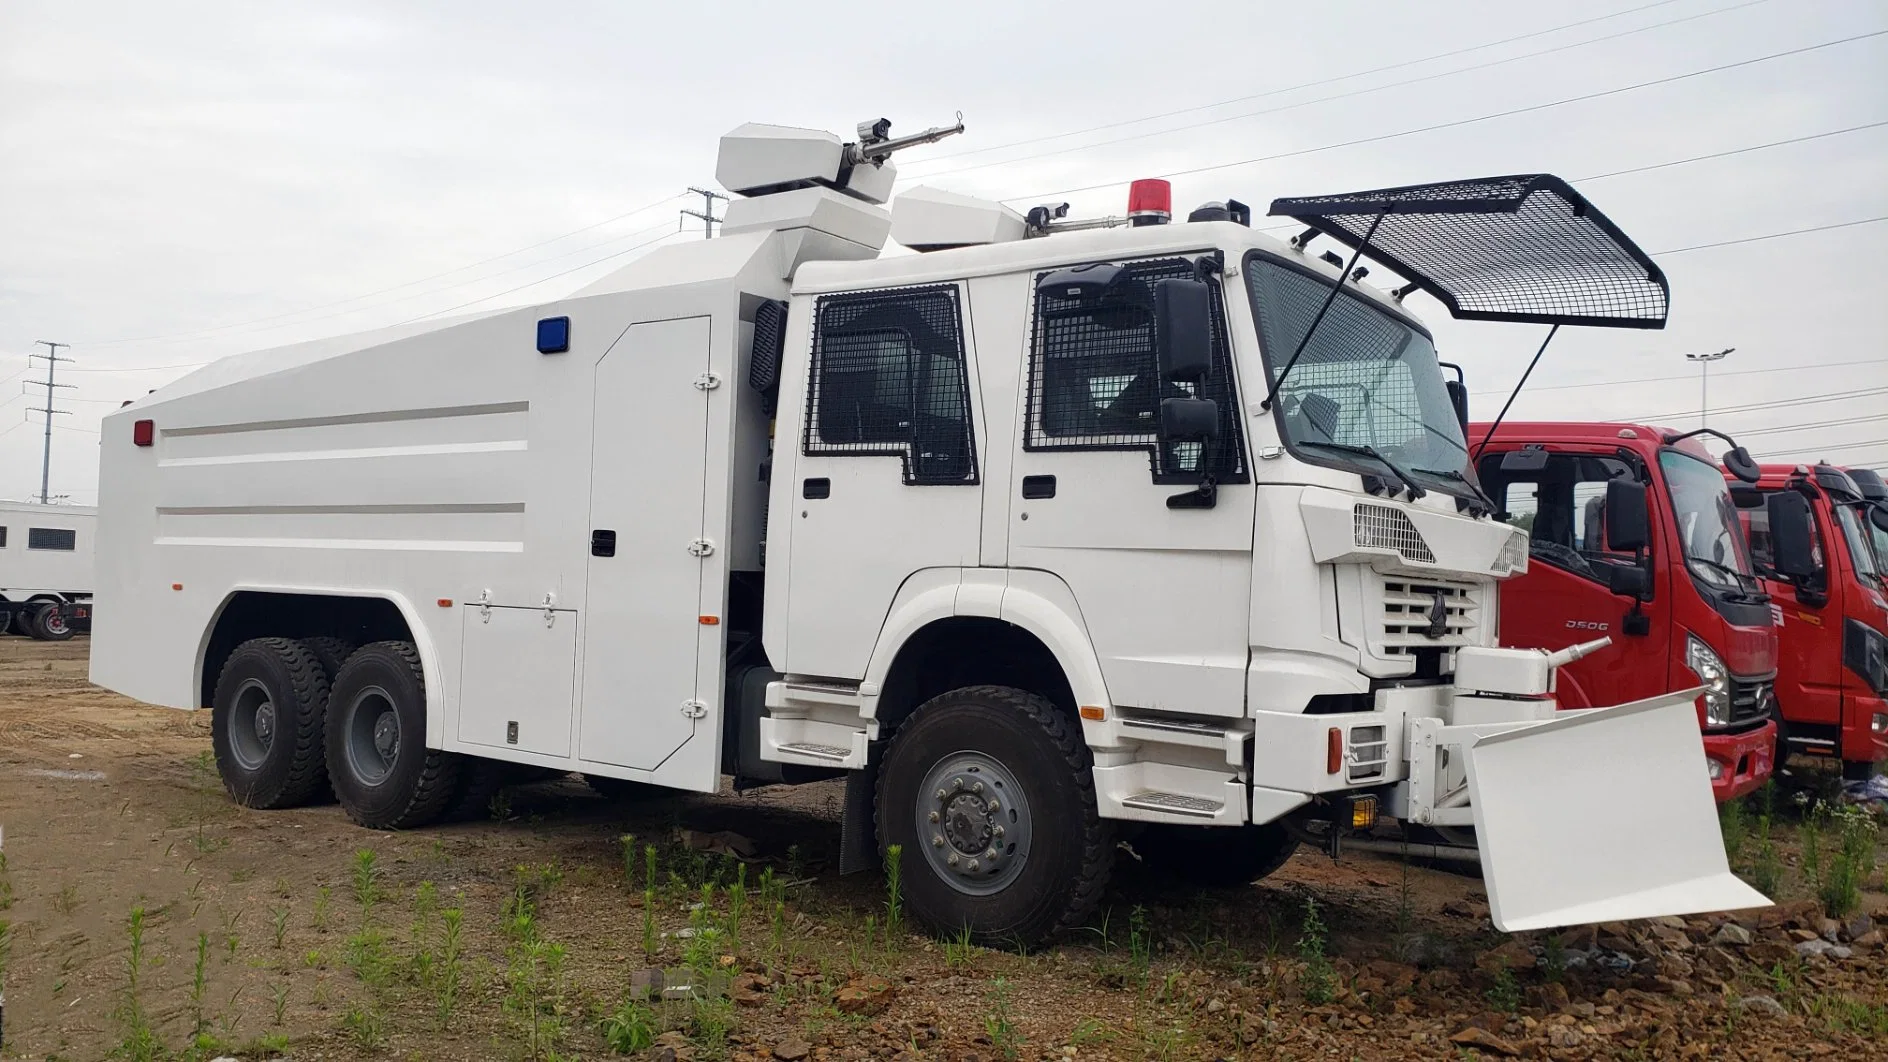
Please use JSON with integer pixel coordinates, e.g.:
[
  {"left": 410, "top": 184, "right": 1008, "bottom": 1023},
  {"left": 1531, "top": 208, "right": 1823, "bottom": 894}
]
[{"left": 1464, "top": 688, "right": 1769, "bottom": 931}]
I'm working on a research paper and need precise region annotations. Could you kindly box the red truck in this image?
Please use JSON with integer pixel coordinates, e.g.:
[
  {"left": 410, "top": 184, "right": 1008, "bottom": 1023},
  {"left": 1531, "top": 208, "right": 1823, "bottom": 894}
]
[
  {"left": 1469, "top": 422, "right": 1810, "bottom": 801},
  {"left": 1729, "top": 462, "right": 1888, "bottom": 797}
]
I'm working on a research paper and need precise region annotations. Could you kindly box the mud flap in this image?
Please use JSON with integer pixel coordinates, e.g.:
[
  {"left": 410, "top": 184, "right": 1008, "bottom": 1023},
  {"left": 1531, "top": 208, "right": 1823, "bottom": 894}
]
[{"left": 1465, "top": 688, "right": 1769, "bottom": 931}]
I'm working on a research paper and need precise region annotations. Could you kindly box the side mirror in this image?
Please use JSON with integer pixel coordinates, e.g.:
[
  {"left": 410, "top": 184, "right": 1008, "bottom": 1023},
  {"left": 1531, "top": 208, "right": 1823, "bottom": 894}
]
[
  {"left": 1159, "top": 397, "right": 1219, "bottom": 441},
  {"left": 1871, "top": 502, "right": 1888, "bottom": 535},
  {"left": 1606, "top": 563, "right": 1650, "bottom": 599},
  {"left": 1153, "top": 278, "right": 1213, "bottom": 383},
  {"left": 1766, "top": 490, "right": 1817, "bottom": 580},
  {"left": 1723, "top": 446, "right": 1761, "bottom": 484},
  {"left": 1604, "top": 479, "right": 1650, "bottom": 553},
  {"left": 1444, "top": 379, "right": 1469, "bottom": 435}
]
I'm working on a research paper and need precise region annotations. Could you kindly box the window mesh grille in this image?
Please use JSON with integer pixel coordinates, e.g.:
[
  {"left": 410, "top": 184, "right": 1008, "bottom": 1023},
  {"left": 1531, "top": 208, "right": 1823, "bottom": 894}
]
[
  {"left": 1268, "top": 174, "right": 1669, "bottom": 329},
  {"left": 1024, "top": 257, "right": 1248, "bottom": 484},
  {"left": 804, "top": 285, "right": 978, "bottom": 486}
]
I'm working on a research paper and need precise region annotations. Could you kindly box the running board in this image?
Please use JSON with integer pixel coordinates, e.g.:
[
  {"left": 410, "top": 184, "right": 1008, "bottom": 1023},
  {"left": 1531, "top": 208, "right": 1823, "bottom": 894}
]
[
  {"left": 759, "top": 715, "right": 868, "bottom": 770},
  {"left": 1094, "top": 761, "right": 1247, "bottom": 826}
]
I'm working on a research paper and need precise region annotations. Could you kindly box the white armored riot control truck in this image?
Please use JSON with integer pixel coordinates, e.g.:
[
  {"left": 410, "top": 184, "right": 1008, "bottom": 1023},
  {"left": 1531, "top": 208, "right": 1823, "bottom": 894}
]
[{"left": 92, "top": 116, "right": 1764, "bottom": 943}]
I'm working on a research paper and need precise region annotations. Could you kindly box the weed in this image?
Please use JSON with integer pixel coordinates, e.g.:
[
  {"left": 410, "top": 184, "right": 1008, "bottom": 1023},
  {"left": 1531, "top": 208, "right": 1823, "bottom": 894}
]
[
  {"left": 728, "top": 862, "right": 748, "bottom": 950},
  {"left": 271, "top": 981, "right": 290, "bottom": 1026},
  {"left": 351, "top": 848, "right": 380, "bottom": 915},
  {"left": 1751, "top": 815, "right": 1784, "bottom": 897},
  {"left": 602, "top": 998, "right": 659, "bottom": 1054},
  {"left": 112, "top": 905, "right": 165, "bottom": 1061},
  {"left": 437, "top": 904, "right": 465, "bottom": 1030},
  {"left": 504, "top": 928, "right": 570, "bottom": 1060},
  {"left": 303, "top": 949, "right": 325, "bottom": 969},
  {"left": 0, "top": 851, "right": 12, "bottom": 910},
  {"left": 1820, "top": 803, "right": 1878, "bottom": 918},
  {"left": 1807, "top": 992, "right": 1888, "bottom": 1038},
  {"left": 770, "top": 900, "right": 787, "bottom": 965},
  {"left": 341, "top": 1004, "right": 386, "bottom": 1049},
  {"left": 0, "top": 919, "right": 11, "bottom": 986},
  {"left": 191, "top": 931, "right": 211, "bottom": 1036},
  {"left": 1070, "top": 1017, "right": 1116, "bottom": 1046},
  {"left": 944, "top": 924, "right": 978, "bottom": 971},
  {"left": 1297, "top": 896, "right": 1335, "bottom": 1006},
  {"left": 646, "top": 844, "right": 660, "bottom": 894},
  {"left": 54, "top": 883, "right": 79, "bottom": 916},
  {"left": 643, "top": 888, "right": 659, "bottom": 960},
  {"left": 1542, "top": 934, "right": 1567, "bottom": 983},
  {"left": 1801, "top": 802, "right": 1827, "bottom": 893},
  {"left": 269, "top": 904, "right": 289, "bottom": 949},
  {"left": 1487, "top": 961, "right": 1522, "bottom": 1014},
  {"left": 787, "top": 843, "right": 804, "bottom": 879},
  {"left": 688, "top": 994, "right": 737, "bottom": 1060},
  {"left": 489, "top": 787, "right": 514, "bottom": 821},
  {"left": 251, "top": 1032, "right": 291, "bottom": 1055},
  {"left": 1128, "top": 904, "right": 1152, "bottom": 987},
  {"left": 883, "top": 844, "right": 905, "bottom": 943},
  {"left": 1394, "top": 845, "right": 1414, "bottom": 935},
  {"left": 983, "top": 977, "right": 1024, "bottom": 1060},
  {"left": 313, "top": 884, "right": 332, "bottom": 931},
  {"left": 1720, "top": 797, "right": 1750, "bottom": 865}
]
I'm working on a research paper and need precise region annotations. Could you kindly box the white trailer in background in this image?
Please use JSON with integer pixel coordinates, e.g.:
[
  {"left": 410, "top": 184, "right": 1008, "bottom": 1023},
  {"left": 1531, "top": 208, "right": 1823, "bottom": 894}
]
[
  {"left": 0, "top": 500, "right": 94, "bottom": 640},
  {"left": 91, "top": 115, "right": 1764, "bottom": 943}
]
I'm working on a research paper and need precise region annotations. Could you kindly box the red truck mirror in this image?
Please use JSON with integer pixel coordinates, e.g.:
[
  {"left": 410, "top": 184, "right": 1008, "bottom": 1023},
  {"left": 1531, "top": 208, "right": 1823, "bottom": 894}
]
[
  {"left": 1604, "top": 478, "right": 1649, "bottom": 553},
  {"left": 1765, "top": 491, "right": 1818, "bottom": 580}
]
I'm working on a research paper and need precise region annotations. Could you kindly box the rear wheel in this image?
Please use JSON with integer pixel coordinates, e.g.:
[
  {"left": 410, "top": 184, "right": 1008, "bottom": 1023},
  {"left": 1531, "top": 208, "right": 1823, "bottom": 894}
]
[
  {"left": 33, "top": 604, "right": 74, "bottom": 641},
  {"left": 1133, "top": 822, "right": 1297, "bottom": 887},
  {"left": 211, "top": 637, "right": 331, "bottom": 808},
  {"left": 877, "top": 685, "right": 1112, "bottom": 947},
  {"left": 325, "top": 641, "right": 459, "bottom": 829},
  {"left": 302, "top": 637, "right": 356, "bottom": 683}
]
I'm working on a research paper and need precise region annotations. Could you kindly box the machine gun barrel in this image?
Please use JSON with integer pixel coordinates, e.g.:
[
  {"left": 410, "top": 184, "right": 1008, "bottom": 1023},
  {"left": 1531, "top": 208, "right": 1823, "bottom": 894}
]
[{"left": 848, "top": 114, "right": 966, "bottom": 165}]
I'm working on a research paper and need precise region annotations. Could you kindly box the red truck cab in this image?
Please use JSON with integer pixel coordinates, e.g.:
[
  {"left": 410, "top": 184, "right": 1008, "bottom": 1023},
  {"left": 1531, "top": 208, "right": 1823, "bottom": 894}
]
[
  {"left": 1730, "top": 463, "right": 1888, "bottom": 781},
  {"left": 1469, "top": 422, "right": 1784, "bottom": 801}
]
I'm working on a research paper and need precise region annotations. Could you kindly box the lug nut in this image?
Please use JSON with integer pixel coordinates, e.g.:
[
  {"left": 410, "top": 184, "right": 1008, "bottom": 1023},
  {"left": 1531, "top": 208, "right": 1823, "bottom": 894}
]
[
  {"left": 985, "top": 849, "right": 999, "bottom": 860},
  {"left": 952, "top": 777, "right": 965, "bottom": 790},
  {"left": 932, "top": 835, "right": 944, "bottom": 847},
  {"left": 928, "top": 811, "right": 940, "bottom": 823},
  {"left": 987, "top": 799, "right": 1000, "bottom": 812},
  {"left": 947, "top": 853, "right": 959, "bottom": 866},
  {"left": 992, "top": 825, "right": 1005, "bottom": 838},
  {"left": 971, "top": 781, "right": 985, "bottom": 794},
  {"left": 967, "top": 859, "right": 980, "bottom": 871},
  {"left": 936, "top": 788, "right": 947, "bottom": 800}
]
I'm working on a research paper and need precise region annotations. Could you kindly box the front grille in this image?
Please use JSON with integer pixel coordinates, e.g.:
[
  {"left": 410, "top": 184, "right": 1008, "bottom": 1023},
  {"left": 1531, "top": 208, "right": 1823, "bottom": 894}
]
[
  {"left": 1355, "top": 504, "right": 1436, "bottom": 564},
  {"left": 1380, "top": 579, "right": 1480, "bottom": 657},
  {"left": 1726, "top": 677, "right": 1772, "bottom": 727}
]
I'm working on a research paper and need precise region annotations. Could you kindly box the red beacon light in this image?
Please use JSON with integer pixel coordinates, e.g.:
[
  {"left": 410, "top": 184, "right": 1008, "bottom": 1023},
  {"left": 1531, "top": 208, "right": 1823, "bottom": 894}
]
[{"left": 1126, "top": 178, "right": 1171, "bottom": 226}]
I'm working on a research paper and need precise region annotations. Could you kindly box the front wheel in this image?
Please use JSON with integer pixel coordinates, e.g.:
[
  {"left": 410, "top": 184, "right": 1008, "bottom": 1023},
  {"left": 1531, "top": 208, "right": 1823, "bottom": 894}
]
[
  {"left": 325, "top": 641, "right": 459, "bottom": 830},
  {"left": 877, "top": 686, "right": 1113, "bottom": 947}
]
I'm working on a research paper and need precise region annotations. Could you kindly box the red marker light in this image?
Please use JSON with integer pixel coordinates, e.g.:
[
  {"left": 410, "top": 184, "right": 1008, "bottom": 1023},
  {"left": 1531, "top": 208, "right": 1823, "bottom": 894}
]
[
  {"left": 132, "top": 419, "right": 155, "bottom": 447},
  {"left": 1127, "top": 178, "right": 1172, "bottom": 226}
]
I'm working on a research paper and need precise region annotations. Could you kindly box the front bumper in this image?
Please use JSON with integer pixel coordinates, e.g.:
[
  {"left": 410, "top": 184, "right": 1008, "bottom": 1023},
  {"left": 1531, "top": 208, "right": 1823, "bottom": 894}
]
[
  {"left": 1841, "top": 692, "right": 1888, "bottom": 764},
  {"left": 1702, "top": 721, "right": 1775, "bottom": 802}
]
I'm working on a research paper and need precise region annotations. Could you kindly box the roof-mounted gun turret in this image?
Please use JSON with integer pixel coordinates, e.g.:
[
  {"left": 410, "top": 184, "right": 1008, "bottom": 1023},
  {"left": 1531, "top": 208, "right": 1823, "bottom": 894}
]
[{"left": 715, "top": 115, "right": 964, "bottom": 277}]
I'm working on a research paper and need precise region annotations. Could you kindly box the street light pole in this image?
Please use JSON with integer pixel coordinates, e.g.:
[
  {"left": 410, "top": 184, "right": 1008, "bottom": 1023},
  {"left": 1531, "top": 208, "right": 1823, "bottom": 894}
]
[{"left": 1685, "top": 347, "right": 1734, "bottom": 427}]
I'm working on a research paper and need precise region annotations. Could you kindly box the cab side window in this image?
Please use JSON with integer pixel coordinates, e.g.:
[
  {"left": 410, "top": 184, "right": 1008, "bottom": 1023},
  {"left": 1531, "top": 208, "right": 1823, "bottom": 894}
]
[
  {"left": 1477, "top": 452, "right": 1641, "bottom": 583},
  {"left": 1025, "top": 257, "right": 1248, "bottom": 484},
  {"left": 804, "top": 285, "right": 977, "bottom": 485}
]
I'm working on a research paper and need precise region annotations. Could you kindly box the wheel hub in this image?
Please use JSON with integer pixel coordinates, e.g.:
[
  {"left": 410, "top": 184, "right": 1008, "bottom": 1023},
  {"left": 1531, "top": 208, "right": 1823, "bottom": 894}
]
[
  {"left": 253, "top": 703, "right": 275, "bottom": 746},
  {"left": 372, "top": 714, "right": 399, "bottom": 761},
  {"left": 915, "top": 752, "right": 1033, "bottom": 896}
]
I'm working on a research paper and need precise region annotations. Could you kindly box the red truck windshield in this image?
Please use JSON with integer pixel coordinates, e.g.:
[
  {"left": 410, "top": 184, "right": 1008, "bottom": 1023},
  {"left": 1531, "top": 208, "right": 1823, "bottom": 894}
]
[
  {"left": 1833, "top": 503, "right": 1883, "bottom": 586},
  {"left": 1659, "top": 449, "right": 1757, "bottom": 592}
]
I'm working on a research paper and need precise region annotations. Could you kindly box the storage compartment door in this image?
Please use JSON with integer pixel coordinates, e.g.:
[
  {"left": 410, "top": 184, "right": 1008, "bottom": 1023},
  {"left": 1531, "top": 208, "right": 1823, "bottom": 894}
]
[{"left": 458, "top": 605, "right": 578, "bottom": 757}]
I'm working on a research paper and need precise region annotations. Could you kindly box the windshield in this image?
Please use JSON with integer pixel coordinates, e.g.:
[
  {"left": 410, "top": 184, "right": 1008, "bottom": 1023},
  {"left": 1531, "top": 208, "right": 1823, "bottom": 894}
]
[
  {"left": 1245, "top": 255, "right": 1472, "bottom": 493},
  {"left": 1659, "top": 449, "right": 1754, "bottom": 588},
  {"left": 1834, "top": 503, "right": 1883, "bottom": 584}
]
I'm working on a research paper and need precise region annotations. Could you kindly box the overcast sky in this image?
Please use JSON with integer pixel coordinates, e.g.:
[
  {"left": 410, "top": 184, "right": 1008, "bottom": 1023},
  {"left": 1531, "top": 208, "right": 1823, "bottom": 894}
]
[{"left": 2, "top": 0, "right": 1884, "bottom": 504}]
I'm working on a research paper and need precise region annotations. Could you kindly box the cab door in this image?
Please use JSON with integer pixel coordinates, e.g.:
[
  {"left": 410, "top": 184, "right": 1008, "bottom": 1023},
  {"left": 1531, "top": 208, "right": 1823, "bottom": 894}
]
[
  {"left": 1005, "top": 256, "right": 1254, "bottom": 717},
  {"left": 1477, "top": 447, "right": 1670, "bottom": 708},
  {"left": 1739, "top": 487, "right": 1845, "bottom": 754}
]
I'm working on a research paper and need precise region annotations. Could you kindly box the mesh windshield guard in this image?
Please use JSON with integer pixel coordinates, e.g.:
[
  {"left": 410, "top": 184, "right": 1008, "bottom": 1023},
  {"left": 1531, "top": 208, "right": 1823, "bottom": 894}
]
[{"left": 1267, "top": 174, "right": 1668, "bottom": 329}]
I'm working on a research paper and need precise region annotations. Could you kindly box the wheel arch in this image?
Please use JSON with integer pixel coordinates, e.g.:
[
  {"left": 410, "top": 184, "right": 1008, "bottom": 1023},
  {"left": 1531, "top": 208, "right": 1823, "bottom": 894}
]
[
  {"left": 198, "top": 586, "right": 438, "bottom": 742},
  {"left": 862, "top": 568, "right": 1110, "bottom": 741}
]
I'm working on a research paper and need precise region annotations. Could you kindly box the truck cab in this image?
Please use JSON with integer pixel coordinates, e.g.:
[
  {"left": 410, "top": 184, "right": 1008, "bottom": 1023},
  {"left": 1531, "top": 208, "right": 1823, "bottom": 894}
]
[
  {"left": 1469, "top": 423, "right": 1780, "bottom": 800},
  {"left": 1732, "top": 463, "right": 1888, "bottom": 780}
]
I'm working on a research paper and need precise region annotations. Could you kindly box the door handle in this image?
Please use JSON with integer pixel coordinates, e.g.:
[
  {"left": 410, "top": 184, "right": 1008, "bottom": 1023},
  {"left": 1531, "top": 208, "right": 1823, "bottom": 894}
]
[
  {"left": 803, "top": 477, "right": 831, "bottom": 499},
  {"left": 590, "top": 529, "right": 616, "bottom": 557},
  {"left": 1021, "top": 475, "right": 1057, "bottom": 499}
]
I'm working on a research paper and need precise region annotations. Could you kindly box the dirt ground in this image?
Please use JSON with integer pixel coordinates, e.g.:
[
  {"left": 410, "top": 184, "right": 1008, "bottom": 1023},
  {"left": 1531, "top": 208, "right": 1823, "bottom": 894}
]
[{"left": 0, "top": 637, "right": 1884, "bottom": 1062}]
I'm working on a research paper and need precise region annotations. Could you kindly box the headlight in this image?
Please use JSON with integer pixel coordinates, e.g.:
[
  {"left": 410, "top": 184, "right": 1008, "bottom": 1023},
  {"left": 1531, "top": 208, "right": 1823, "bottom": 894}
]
[{"left": 1686, "top": 635, "right": 1732, "bottom": 726}]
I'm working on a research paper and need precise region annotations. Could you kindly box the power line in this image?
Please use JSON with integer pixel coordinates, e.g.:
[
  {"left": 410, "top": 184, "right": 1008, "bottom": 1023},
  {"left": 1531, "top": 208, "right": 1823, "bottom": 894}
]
[
  {"left": 1656, "top": 216, "right": 1888, "bottom": 254},
  {"left": 79, "top": 192, "right": 689, "bottom": 348},
  {"left": 1577, "top": 120, "right": 1888, "bottom": 180},
  {"left": 903, "top": 0, "right": 1692, "bottom": 170},
  {"left": 1468, "top": 356, "right": 1886, "bottom": 397},
  {"left": 1729, "top": 413, "right": 1888, "bottom": 438},
  {"left": 1754, "top": 438, "right": 1888, "bottom": 458},
  {"left": 1002, "top": 29, "right": 1888, "bottom": 204},
  {"left": 1639, "top": 386, "right": 1888, "bottom": 422},
  {"left": 382, "top": 228, "right": 686, "bottom": 330},
  {"left": 903, "top": 0, "right": 1771, "bottom": 184}
]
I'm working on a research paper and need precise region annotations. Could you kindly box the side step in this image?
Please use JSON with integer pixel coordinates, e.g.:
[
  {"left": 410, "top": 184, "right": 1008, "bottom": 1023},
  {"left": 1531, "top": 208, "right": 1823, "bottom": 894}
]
[
  {"left": 761, "top": 680, "right": 871, "bottom": 770},
  {"left": 1094, "top": 761, "right": 1246, "bottom": 826}
]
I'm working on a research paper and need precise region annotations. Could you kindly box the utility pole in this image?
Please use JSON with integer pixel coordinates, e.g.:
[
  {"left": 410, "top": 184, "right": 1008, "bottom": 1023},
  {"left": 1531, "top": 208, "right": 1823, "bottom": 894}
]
[
  {"left": 28, "top": 341, "right": 73, "bottom": 504},
  {"left": 681, "top": 186, "right": 727, "bottom": 238},
  {"left": 1685, "top": 347, "right": 1733, "bottom": 427}
]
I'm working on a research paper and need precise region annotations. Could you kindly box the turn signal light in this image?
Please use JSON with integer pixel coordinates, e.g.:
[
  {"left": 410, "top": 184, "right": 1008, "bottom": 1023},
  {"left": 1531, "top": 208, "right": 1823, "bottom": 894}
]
[
  {"left": 1078, "top": 706, "right": 1106, "bottom": 721},
  {"left": 133, "top": 419, "right": 154, "bottom": 446},
  {"left": 1326, "top": 727, "right": 1342, "bottom": 774},
  {"left": 1350, "top": 796, "right": 1378, "bottom": 829}
]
